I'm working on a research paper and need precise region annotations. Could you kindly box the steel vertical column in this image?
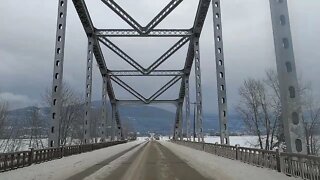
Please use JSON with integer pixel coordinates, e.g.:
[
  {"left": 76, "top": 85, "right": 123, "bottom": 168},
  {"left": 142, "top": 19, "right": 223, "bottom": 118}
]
[
  {"left": 100, "top": 77, "right": 107, "bottom": 142},
  {"left": 269, "top": 0, "right": 307, "bottom": 153},
  {"left": 49, "top": 0, "right": 68, "bottom": 147},
  {"left": 212, "top": 0, "right": 229, "bottom": 145},
  {"left": 185, "top": 77, "right": 191, "bottom": 141},
  {"left": 84, "top": 37, "right": 94, "bottom": 144},
  {"left": 193, "top": 37, "right": 204, "bottom": 142},
  {"left": 178, "top": 103, "right": 183, "bottom": 140},
  {"left": 173, "top": 103, "right": 179, "bottom": 140},
  {"left": 111, "top": 103, "right": 116, "bottom": 141}
]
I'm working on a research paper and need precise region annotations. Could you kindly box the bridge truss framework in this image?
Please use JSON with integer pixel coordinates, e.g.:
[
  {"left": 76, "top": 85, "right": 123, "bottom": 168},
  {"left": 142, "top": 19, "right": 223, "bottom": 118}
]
[{"left": 49, "top": 0, "right": 307, "bottom": 154}]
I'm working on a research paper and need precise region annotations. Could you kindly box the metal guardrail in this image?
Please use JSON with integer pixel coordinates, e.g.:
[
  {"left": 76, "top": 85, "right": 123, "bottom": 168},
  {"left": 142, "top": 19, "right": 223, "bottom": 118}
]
[
  {"left": 0, "top": 140, "right": 127, "bottom": 172},
  {"left": 173, "top": 140, "right": 320, "bottom": 180}
]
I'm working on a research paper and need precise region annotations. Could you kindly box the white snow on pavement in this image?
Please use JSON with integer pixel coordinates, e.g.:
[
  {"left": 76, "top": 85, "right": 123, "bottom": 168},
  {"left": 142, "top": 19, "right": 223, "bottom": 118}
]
[
  {"left": 84, "top": 141, "right": 147, "bottom": 180},
  {"left": 160, "top": 141, "right": 301, "bottom": 180},
  {"left": 0, "top": 141, "right": 145, "bottom": 180}
]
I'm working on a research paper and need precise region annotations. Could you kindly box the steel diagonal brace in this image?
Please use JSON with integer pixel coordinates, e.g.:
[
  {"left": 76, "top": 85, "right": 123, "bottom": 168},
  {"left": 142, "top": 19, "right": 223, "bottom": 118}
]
[
  {"left": 147, "top": 76, "right": 181, "bottom": 103},
  {"left": 71, "top": 0, "right": 117, "bottom": 101},
  {"left": 145, "top": 0, "right": 183, "bottom": 34},
  {"left": 111, "top": 75, "right": 181, "bottom": 104},
  {"left": 100, "top": 37, "right": 189, "bottom": 75},
  {"left": 101, "top": 0, "right": 143, "bottom": 33},
  {"left": 178, "top": 0, "right": 210, "bottom": 101},
  {"left": 111, "top": 76, "right": 147, "bottom": 103},
  {"left": 146, "top": 37, "right": 190, "bottom": 73},
  {"left": 99, "top": 37, "right": 145, "bottom": 73}
]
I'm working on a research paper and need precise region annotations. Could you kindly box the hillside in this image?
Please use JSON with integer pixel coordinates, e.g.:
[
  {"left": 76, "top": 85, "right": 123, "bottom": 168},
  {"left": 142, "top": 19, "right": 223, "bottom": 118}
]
[{"left": 7, "top": 101, "right": 245, "bottom": 135}]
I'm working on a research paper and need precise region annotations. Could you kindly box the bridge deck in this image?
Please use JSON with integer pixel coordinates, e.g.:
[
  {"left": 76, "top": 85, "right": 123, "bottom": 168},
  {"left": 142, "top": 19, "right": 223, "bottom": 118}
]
[{"left": 0, "top": 140, "right": 300, "bottom": 180}]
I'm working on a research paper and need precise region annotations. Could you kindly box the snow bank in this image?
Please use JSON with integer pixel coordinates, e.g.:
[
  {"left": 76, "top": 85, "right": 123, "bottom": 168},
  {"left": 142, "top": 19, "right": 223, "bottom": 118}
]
[
  {"left": 160, "top": 141, "right": 301, "bottom": 180},
  {"left": 0, "top": 140, "right": 144, "bottom": 180}
]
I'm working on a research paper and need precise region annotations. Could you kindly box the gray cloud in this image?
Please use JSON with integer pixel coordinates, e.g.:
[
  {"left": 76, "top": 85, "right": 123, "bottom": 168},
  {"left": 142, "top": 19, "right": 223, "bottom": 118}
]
[{"left": 0, "top": 0, "right": 319, "bottom": 114}]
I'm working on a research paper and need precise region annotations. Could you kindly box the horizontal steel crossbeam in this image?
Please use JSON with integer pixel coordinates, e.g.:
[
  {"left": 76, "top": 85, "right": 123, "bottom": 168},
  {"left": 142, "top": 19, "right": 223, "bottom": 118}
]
[
  {"left": 108, "top": 70, "right": 184, "bottom": 76},
  {"left": 117, "top": 100, "right": 178, "bottom": 106},
  {"left": 95, "top": 29, "right": 192, "bottom": 37}
]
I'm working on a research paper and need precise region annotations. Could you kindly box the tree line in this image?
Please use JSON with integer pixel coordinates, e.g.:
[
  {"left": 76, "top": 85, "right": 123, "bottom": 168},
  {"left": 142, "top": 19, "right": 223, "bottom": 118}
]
[
  {"left": 237, "top": 69, "right": 320, "bottom": 155},
  {"left": 0, "top": 82, "right": 133, "bottom": 153}
]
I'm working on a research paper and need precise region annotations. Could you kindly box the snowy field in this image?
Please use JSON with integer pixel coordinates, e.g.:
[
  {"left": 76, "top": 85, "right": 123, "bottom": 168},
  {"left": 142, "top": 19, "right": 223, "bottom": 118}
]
[
  {"left": 204, "top": 136, "right": 258, "bottom": 147},
  {"left": 138, "top": 135, "right": 259, "bottom": 148},
  {"left": 0, "top": 135, "right": 259, "bottom": 153}
]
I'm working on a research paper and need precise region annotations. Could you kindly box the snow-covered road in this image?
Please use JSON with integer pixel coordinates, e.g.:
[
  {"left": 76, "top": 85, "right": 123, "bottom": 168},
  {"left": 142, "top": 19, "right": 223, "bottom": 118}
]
[
  {"left": 0, "top": 140, "right": 301, "bottom": 180},
  {"left": 160, "top": 141, "right": 301, "bottom": 180},
  {"left": 0, "top": 140, "right": 145, "bottom": 180}
]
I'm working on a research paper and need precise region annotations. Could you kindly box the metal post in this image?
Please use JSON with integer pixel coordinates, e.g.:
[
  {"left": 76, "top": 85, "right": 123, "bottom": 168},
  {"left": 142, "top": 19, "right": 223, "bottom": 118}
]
[
  {"left": 111, "top": 103, "right": 116, "bottom": 141},
  {"left": 100, "top": 77, "right": 107, "bottom": 142},
  {"left": 84, "top": 36, "right": 94, "bottom": 144},
  {"left": 276, "top": 149, "right": 282, "bottom": 172},
  {"left": 49, "top": 0, "right": 68, "bottom": 148},
  {"left": 193, "top": 37, "right": 204, "bottom": 142},
  {"left": 178, "top": 103, "right": 183, "bottom": 140},
  {"left": 185, "top": 77, "right": 191, "bottom": 141},
  {"left": 269, "top": 0, "right": 307, "bottom": 153},
  {"left": 193, "top": 103, "right": 196, "bottom": 142},
  {"left": 212, "top": 0, "right": 229, "bottom": 145}
]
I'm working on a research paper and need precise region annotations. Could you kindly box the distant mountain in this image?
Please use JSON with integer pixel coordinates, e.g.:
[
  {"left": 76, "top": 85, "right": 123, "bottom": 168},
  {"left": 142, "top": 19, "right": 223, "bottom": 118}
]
[{"left": 7, "top": 101, "right": 245, "bottom": 135}]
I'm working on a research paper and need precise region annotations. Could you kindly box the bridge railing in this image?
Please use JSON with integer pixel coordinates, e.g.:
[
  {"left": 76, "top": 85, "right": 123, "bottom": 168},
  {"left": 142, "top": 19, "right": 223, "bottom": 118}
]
[
  {"left": 172, "top": 140, "right": 320, "bottom": 180},
  {"left": 0, "top": 140, "right": 127, "bottom": 172}
]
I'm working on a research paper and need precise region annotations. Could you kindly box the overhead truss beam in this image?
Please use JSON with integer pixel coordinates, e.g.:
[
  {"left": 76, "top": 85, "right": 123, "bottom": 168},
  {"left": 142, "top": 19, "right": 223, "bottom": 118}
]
[
  {"left": 101, "top": 0, "right": 142, "bottom": 32},
  {"left": 101, "top": 0, "right": 183, "bottom": 34},
  {"left": 108, "top": 70, "right": 184, "bottom": 76},
  {"left": 144, "top": 0, "right": 183, "bottom": 33},
  {"left": 69, "top": 0, "right": 212, "bottom": 143},
  {"left": 175, "top": 0, "right": 210, "bottom": 141},
  {"left": 95, "top": 29, "right": 192, "bottom": 37},
  {"left": 117, "top": 100, "right": 178, "bottom": 106},
  {"left": 98, "top": 37, "right": 190, "bottom": 74},
  {"left": 111, "top": 76, "right": 181, "bottom": 104}
]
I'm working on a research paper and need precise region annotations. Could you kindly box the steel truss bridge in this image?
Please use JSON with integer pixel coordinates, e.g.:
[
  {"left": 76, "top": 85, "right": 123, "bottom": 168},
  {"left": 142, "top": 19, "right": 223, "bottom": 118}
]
[{"left": 49, "top": 0, "right": 307, "bottom": 154}]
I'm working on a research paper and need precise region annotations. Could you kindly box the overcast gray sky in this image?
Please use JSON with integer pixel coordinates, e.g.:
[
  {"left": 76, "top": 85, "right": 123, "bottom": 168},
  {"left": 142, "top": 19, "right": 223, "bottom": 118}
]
[{"left": 0, "top": 0, "right": 319, "bottom": 113}]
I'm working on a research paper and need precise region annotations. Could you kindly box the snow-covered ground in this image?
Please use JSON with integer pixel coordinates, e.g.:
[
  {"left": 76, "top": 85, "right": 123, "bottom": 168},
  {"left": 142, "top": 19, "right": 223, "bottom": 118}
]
[
  {"left": 204, "top": 136, "right": 258, "bottom": 147},
  {"left": 84, "top": 141, "right": 146, "bottom": 180},
  {"left": 160, "top": 141, "right": 301, "bottom": 180},
  {"left": 137, "top": 135, "right": 259, "bottom": 147},
  {"left": 0, "top": 135, "right": 260, "bottom": 153},
  {"left": 0, "top": 140, "right": 145, "bottom": 180}
]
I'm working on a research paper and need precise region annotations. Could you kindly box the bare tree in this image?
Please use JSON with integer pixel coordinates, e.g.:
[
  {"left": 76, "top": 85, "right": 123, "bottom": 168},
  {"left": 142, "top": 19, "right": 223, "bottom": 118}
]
[
  {"left": 0, "top": 100, "right": 8, "bottom": 138},
  {"left": 301, "top": 86, "right": 320, "bottom": 155},
  {"left": 264, "top": 70, "right": 284, "bottom": 148},
  {"left": 27, "top": 107, "right": 45, "bottom": 149},
  {"left": 238, "top": 69, "right": 320, "bottom": 153},
  {"left": 237, "top": 78, "right": 279, "bottom": 150},
  {"left": 44, "top": 82, "right": 84, "bottom": 146}
]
